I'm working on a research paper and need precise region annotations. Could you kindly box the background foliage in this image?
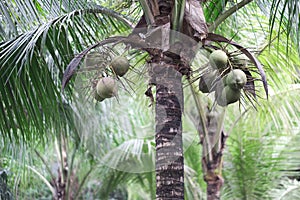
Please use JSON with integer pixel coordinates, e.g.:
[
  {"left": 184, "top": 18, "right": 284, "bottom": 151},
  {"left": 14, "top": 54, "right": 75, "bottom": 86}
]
[{"left": 0, "top": 0, "right": 300, "bottom": 199}]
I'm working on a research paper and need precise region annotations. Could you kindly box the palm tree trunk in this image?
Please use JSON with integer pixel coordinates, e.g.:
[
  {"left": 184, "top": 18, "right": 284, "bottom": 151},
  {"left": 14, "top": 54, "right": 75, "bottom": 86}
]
[
  {"left": 204, "top": 159, "right": 224, "bottom": 200},
  {"left": 200, "top": 110, "right": 227, "bottom": 200},
  {"left": 151, "top": 63, "right": 184, "bottom": 199}
]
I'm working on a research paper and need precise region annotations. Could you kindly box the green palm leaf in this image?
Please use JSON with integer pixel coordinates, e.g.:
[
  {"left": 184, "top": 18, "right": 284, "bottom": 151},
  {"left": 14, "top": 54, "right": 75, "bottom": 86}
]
[
  {"left": 257, "top": 0, "right": 300, "bottom": 55},
  {"left": 0, "top": 2, "right": 132, "bottom": 142}
]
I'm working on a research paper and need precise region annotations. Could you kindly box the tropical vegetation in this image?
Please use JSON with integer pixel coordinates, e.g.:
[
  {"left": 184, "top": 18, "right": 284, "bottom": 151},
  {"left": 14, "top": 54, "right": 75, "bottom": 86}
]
[{"left": 0, "top": 0, "right": 300, "bottom": 199}]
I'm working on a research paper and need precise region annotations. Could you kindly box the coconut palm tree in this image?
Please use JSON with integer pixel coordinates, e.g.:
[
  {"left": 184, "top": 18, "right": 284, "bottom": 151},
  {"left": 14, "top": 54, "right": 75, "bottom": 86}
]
[
  {"left": 0, "top": 0, "right": 299, "bottom": 199},
  {"left": 0, "top": 1, "right": 134, "bottom": 199}
]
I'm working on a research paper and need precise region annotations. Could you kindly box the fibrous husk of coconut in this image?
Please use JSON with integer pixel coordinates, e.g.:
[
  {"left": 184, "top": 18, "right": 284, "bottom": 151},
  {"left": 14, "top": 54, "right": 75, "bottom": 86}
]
[
  {"left": 110, "top": 56, "right": 130, "bottom": 77},
  {"left": 209, "top": 50, "right": 228, "bottom": 69},
  {"left": 96, "top": 77, "right": 118, "bottom": 99}
]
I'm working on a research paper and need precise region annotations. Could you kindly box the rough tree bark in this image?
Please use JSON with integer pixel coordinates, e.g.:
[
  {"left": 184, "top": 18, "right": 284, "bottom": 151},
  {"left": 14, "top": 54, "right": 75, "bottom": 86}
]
[
  {"left": 142, "top": 0, "right": 185, "bottom": 198},
  {"left": 150, "top": 63, "right": 185, "bottom": 199}
]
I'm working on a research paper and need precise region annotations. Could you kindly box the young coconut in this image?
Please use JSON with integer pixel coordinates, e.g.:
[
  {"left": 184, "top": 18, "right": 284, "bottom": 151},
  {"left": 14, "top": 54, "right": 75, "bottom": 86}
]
[
  {"left": 209, "top": 50, "right": 228, "bottom": 69},
  {"left": 93, "top": 91, "right": 105, "bottom": 102},
  {"left": 110, "top": 56, "right": 130, "bottom": 77},
  {"left": 96, "top": 77, "right": 118, "bottom": 99},
  {"left": 216, "top": 85, "right": 241, "bottom": 107},
  {"left": 199, "top": 70, "right": 217, "bottom": 93},
  {"left": 226, "top": 69, "right": 247, "bottom": 90}
]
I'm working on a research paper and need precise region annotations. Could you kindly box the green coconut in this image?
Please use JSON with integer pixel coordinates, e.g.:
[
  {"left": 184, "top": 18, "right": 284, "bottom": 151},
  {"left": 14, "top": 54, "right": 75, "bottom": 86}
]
[
  {"left": 96, "top": 77, "right": 118, "bottom": 98},
  {"left": 216, "top": 85, "right": 241, "bottom": 107},
  {"left": 209, "top": 50, "right": 228, "bottom": 69},
  {"left": 199, "top": 70, "right": 217, "bottom": 93},
  {"left": 94, "top": 91, "right": 105, "bottom": 102},
  {"left": 111, "top": 56, "right": 130, "bottom": 77},
  {"left": 226, "top": 69, "right": 247, "bottom": 90}
]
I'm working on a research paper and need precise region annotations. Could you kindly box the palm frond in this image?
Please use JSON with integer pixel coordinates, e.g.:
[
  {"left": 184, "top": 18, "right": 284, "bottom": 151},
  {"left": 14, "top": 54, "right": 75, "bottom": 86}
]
[
  {"left": 256, "top": 0, "right": 300, "bottom": 55},
  {"left": 270, "top": 179, "right": 300, "bottom": 200},
  {"left": 0, "top": 4, "right": 132, "bottom": 142},
  {"left": 222, "top": 126, "right": 280, "bottom": 199},
  {"left": 0, "top": 0, "right": 88, "bottom": 40}
]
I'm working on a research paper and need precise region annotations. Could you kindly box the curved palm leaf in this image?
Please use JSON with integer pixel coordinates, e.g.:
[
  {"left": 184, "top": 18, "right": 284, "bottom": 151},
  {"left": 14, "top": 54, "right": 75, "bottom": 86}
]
[
  {"left": 257, "top": 0, "right": 300, "bottom": 55},
  {"left": 222, "top": 89, "right": 300, "bottom": 199},
  {"left": 203, "top": 0, "right": 299, "bottom": 55},
  {"left": 0, "top": 2, "right": 132, "bottom": 142}
]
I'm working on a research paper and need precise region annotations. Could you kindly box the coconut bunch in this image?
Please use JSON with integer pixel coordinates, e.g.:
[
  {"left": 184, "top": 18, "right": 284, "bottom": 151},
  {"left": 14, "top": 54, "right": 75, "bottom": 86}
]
[
  {"left": 198, "top": 49, "right": 250, "bottom": 107},
  {"left": 89, "top": 56, "right": 130, "bottom": 102}
]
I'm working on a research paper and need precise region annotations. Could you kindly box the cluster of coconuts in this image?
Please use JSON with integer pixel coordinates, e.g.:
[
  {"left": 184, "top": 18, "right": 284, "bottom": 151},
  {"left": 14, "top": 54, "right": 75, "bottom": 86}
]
[
  {"left": 199, "top": 49, "right": 247, "bottom": 106},
  {"left": 94, "top": 56, "right": 130, "bottom": 102}
]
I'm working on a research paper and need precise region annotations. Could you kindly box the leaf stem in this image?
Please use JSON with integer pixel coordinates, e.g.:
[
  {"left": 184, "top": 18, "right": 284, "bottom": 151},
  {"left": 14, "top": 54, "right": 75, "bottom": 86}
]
[
  {"left": 138, "top": 0, "right": 155, "bottom": 26},
  {"left": 26, "top": 165, "right": 56, "bottom": 197},
  {"left": 34, "top": 149, "right": 57, "bottom": 183},
  {"left": 188, "top": 80, "right": 213, "bottom": 162}
]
